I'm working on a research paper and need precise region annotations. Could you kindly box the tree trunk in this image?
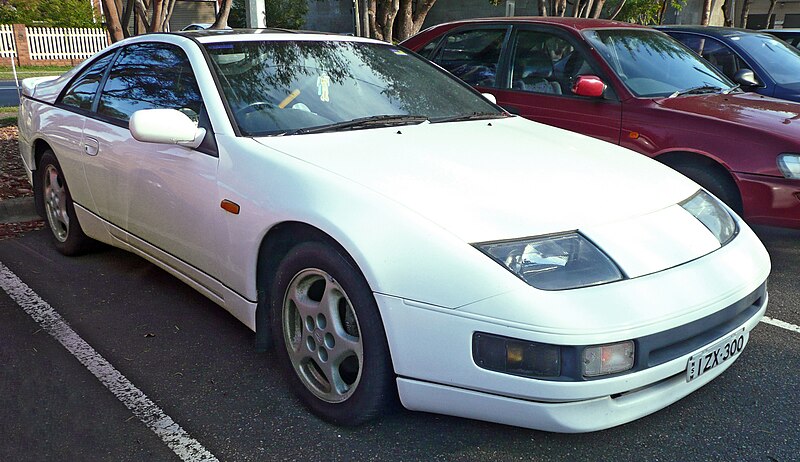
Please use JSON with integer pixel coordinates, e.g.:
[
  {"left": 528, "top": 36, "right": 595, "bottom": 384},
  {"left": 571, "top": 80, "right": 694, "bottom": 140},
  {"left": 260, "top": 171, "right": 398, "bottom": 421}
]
[
  {"left": 572, "top": 0, "right": 582, "bottom": 17},
  {"left": 102, "top": 0, "right": 126, "bottom": 42},
  {"left": 538, "top": 0, "right": 548, "bottom": 16},
  {"left": 608, "top": 0, "right": 626, "bottom": 20},
  {"left": 411, "top": 0, "right": 437, "bottom": 36},
  {"left": 377, "top": 0, "right": 399, "bottom": 43},
  {"left": 396, "top": 0, "right": 413, "bottom": 41},
  {"left": 150, "top": 0, "right": 163, "bottom": 32},
  {"left": 591, "top": 0, "right": 604, "bottom": 18},
  {"left": 722, "top": 0, "right": 734, "bottom": 27},
  {"left": 368, "top": 0, "right": 380, "bottom": 40},
  {"left": 120, "top": 0, "right": 135, "bottom": 37},
  {"left": 657, "top": 0, "right": 668, "bottom": 24},
  {"left": 701, "top": 0, "right": 712, "bottom": 25},
  {"left": 134, "top": 0, "right": 152, "bottom": 32},
  {"left": 740, "top": 0, "right": 752, "bottom": 28},
  {"left": 765, "top": 0, "right": 778, "bottom": 27},
  {"left": 211, "top": 0, "right": 232, "bottom": 29},
  {"left": 582, "top": 0, "right": 594, "bottom": 17}
]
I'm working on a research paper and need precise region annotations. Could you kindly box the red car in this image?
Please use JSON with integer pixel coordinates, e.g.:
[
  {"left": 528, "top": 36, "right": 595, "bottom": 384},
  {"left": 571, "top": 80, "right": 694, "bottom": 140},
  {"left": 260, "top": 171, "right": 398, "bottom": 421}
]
[{"left": 402, "top": 18, "right": 800, "bottom": 229}]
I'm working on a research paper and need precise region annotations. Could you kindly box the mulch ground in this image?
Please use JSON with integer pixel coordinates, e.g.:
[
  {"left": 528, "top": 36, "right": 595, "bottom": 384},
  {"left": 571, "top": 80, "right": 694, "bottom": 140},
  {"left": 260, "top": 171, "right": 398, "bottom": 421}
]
[{"left": 0, "top": 125, "right": 45, "bottom": 240}]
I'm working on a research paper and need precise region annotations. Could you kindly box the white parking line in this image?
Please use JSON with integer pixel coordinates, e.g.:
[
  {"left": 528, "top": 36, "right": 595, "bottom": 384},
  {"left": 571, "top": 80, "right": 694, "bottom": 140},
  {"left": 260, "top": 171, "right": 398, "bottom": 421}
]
[
  {"left": 0, "top": 262, "right": 219, "bottom": 462},
  {"left": 762, "top": 316, "right": 800, "bottom": 334}
]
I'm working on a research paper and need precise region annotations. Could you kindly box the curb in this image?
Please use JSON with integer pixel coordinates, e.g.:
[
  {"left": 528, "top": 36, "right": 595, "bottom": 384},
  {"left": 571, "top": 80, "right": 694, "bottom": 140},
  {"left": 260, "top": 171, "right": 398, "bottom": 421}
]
[{"left": 0, "top": 196, "right": 39, "bottom": 224}]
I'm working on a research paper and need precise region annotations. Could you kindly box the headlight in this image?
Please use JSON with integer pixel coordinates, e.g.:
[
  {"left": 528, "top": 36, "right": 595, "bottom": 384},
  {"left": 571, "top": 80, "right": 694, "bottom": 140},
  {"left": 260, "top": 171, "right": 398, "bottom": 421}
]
[
  {"left": 475, "top": 233, "right": 623, "bottom": 290},
  {"left": 680, "top": 190, "right": 737, "bottom": 245},
  {"left": 777, "top": 153, "right": 800, "bottom": 179}
]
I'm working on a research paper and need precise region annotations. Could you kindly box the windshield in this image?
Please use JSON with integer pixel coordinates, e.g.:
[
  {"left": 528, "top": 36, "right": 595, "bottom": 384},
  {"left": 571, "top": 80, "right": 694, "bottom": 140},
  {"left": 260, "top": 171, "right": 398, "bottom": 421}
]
[
  {"left": 203, "top": 40, "right": 503, "bottom": 136},
  {"left": 584, "top": 29, "right": 735, "bottom": 97},
  {"left": 733, "top": 34, "right": 800, "bottom": 85}
]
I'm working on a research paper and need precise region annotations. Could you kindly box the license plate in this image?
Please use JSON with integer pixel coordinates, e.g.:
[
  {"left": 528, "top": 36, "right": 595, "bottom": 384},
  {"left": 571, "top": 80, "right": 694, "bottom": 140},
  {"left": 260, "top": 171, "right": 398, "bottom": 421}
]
[{"left": 686, "top": 328, "right": 746, "bottom": 382}]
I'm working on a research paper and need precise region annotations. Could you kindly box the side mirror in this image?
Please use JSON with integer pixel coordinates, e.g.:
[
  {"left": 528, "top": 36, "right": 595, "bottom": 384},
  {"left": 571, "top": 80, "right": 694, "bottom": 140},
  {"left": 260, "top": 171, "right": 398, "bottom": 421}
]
[
  {"left": 482, "top": 92, "right": 497, "bottom": 104},
  {"left": 733, "top": 69, "right": 760, "bottom": 88},
  {"left": 129, "top": 109, "right": 206, "bottom": 149},
  {"left": 572, "top": 75, "right": 606, "bottom": 98}
]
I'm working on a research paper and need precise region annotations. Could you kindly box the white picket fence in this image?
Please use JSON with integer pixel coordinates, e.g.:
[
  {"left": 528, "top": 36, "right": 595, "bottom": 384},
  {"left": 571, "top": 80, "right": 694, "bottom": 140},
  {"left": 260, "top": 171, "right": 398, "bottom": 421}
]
[
  {"left": 0, "top": 25, "right": 14, "bottom": 58},
  {"left": 27, "top": 26, "right": 109, "bottom": 60},
  {"left": 0, "top": 24, "right": 109, "bottom": 61}
]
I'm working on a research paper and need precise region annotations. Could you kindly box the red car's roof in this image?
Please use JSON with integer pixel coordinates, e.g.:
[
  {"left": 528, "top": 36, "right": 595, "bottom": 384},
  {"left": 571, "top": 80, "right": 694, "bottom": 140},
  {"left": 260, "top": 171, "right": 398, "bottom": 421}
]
[{"left": 432, "top": 17, "right": 647, "bottom": 32}]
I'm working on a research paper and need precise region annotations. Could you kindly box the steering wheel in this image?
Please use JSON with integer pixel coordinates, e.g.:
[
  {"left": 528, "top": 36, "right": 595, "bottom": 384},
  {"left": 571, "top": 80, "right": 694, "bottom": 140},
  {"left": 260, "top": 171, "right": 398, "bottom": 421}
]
[{"left": 236, "top": 101, "right": 276, "bottom": 118}]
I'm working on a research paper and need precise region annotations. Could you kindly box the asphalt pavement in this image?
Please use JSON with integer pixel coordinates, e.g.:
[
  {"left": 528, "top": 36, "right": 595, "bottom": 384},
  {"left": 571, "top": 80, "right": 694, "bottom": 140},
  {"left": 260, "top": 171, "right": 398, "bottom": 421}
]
[
  {"left": 0, "top": 226, "right": 798, "bottom": 461},
  {"left": 0, "top": 80, "right": 20, "bottom": 107}
]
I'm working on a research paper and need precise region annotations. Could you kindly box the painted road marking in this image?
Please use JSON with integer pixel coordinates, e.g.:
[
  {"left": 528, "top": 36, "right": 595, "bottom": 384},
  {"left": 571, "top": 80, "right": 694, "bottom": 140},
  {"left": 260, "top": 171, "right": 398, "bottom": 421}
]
[
  {"left": 762, "top": 316, "right": 800, "bottom": 334},
  {"left": 0, "top": 262, "right": 219, "bottom": 462}
]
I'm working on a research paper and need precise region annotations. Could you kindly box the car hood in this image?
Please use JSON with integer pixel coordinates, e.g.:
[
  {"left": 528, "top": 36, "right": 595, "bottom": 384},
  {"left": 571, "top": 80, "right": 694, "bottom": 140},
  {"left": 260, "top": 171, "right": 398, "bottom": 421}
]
[
  {"left": 255, "top": 116, "right": 699, "bottom": 245},
  {"left": 653, "top": 92, "right": 800, "bottom": 136}
]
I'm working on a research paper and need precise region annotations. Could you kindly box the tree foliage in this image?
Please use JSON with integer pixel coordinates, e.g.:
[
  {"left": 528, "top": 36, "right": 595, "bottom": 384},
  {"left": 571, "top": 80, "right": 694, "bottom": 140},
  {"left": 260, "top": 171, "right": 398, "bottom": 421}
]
[{"left": 0, "top": 0, "right": 96, "bottom": 27}]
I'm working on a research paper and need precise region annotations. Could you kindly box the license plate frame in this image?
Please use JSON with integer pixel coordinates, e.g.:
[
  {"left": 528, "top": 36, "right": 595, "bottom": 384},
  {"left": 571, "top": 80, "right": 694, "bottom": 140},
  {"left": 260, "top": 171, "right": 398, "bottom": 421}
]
[{"left": 686, "top": 327, "right": 746, "bottom": 382}]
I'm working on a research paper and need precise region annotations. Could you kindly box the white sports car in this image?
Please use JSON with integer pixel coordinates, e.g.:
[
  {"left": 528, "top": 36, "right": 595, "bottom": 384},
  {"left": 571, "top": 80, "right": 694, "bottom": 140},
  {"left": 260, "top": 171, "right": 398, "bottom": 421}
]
[{"left": 18, "top": 30, "right": 770, "bottom": 432}]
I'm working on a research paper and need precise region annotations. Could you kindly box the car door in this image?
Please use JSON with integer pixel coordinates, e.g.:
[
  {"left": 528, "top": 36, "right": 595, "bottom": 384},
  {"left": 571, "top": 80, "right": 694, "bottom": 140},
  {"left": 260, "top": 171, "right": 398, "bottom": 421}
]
[
  {"left": 486, "top": 26, "right": 622, "bottom": 145},
  {"left": 49, "top": 51, "right": 119, "bottom": 212},
  {"left": 81, "top": 42, "right": 223, "bottom": 274}
]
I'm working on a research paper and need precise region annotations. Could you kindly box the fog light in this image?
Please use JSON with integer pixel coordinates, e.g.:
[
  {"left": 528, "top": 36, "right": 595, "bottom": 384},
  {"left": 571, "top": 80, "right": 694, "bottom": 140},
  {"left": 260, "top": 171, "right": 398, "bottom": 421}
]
[
  {"left": 583, "top": 341, "right": 634, "bottom": 377},
  {"left": 473, "top": 332, "right": 561, "bottom": 378}
]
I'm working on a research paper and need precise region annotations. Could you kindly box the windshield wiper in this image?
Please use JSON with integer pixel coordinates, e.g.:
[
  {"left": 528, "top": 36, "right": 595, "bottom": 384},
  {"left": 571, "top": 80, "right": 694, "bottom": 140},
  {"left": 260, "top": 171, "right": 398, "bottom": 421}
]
[
  {"left": 285, "top": 114, "right": 428, "bottom": 135},
  {"left": 668, "top": 85, "right": 724, "bottom": 98},
  {"left": 722, "top": 84, "right": 741, "bottom": 94},
  {"left": 430, "top": 111, "right": 510, "bottom": 123}
]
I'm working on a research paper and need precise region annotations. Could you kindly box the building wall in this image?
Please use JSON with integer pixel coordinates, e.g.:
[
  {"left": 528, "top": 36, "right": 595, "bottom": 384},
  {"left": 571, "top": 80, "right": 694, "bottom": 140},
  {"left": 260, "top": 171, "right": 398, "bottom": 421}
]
[
  {"left": 170, "top": 0, "right": 218, "bottom": 31},
  {"left": 304, "top": 0, "right": 356, "bottom": 34},
  {"left": 422, "top": 0, "right": 538, "bottom": 28}
]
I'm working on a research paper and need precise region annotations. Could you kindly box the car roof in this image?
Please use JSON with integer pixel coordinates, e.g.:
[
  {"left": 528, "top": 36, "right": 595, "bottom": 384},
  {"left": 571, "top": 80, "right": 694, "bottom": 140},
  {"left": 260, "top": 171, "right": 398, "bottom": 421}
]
[
  {"left": 657, "top": 25, "right": 775, "bottom": 39},
  {"left": 173, "top": 28, "right": 380, "bottom": 44},
  {"left": 432, "top": 17, "right": 647, "bottom": 32},
  {"left": 762, "top": 28, "right": 800, "bottom": 34}
]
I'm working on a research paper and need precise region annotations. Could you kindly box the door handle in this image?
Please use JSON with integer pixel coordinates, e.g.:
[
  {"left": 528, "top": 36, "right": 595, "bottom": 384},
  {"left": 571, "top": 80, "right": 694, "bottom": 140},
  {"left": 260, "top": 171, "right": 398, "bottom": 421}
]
[{"left": 83, "top": 137, "right": 99, "bottom": 156}]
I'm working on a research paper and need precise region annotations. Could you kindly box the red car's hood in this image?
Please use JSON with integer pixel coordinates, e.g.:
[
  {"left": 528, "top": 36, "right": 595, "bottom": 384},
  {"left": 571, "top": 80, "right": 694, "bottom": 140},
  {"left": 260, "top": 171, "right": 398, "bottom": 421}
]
[{"left": 653, "top": 92, "right": 800, "bottom": 140}]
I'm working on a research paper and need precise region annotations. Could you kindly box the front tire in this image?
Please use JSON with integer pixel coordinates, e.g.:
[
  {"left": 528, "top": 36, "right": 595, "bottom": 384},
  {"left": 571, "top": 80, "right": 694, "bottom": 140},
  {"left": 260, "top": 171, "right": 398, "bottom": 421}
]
[
  {"left": 39, "top": 150, "right": 92, "bottom": 255},
  {"left": 672, "top": 163, "right": 743, "bottom": 215},
  {"left": 270, "top": 241, "right": 395, "bottom": 426}
]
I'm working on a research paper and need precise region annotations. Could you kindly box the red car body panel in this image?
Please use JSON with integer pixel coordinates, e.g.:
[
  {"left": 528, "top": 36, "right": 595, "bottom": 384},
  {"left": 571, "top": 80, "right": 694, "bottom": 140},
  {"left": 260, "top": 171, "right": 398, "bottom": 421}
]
[{"left": 402, "top": 18, "right": 800, "bottom": 228}]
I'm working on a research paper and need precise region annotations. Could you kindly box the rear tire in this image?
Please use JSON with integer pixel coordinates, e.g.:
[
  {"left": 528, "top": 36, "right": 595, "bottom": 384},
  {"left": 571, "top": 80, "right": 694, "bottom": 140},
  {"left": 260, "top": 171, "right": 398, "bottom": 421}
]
[
  {"left": 39, "top": 150, "right": 92, "bottom": 255},
  {"left": 270, "top": 241, "right": 395, "bottom": 426},
  {"left": 672, "top": 163, "right": 743, "bottom": 214}
]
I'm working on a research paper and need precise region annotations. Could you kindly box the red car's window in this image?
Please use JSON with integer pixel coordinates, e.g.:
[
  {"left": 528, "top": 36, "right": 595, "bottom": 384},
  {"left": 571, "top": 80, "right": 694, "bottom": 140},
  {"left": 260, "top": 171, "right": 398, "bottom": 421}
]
[{"left": 434, "top": 28, "right": 506, "bottom": 87}]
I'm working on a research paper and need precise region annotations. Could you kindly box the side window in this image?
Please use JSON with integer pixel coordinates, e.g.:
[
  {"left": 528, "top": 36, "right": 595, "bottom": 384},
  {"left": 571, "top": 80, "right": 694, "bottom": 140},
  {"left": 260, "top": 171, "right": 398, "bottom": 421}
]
[
  {"left": 509, "top": 31, "right": 577, "bottom": 96},
  {"left": 59, "top": 52, "right": 115, "bottom": 110},
  {"left": 98, "top": 43, "right": 203, "bottom": 123},
  {"left": 670, "top": 33, "right": 745, "bottom": 80},
  {"left": 433, "top": 28, "right": 506, "bottom": 87},
  {"left": 416, "top": 39, "right": 440, "bottom": 59}
]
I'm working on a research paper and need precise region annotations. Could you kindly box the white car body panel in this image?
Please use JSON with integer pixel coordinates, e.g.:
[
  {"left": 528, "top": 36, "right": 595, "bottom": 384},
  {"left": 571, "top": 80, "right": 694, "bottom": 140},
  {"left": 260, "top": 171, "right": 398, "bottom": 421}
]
[{"left": 16, "top": 31, "right": 772, "bottom": 433}]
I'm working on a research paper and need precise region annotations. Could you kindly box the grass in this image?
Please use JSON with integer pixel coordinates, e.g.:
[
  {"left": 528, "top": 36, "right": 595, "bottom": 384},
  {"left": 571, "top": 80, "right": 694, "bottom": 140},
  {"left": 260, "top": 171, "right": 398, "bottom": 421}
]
[{"left": 0, "top": 65, "right": 74, "bottom": 81}]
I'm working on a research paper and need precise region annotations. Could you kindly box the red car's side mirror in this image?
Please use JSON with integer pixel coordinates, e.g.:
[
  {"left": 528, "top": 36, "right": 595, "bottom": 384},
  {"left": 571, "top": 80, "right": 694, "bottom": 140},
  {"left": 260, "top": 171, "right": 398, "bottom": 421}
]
[{"left": 572, "top": 75, "right": 607, "bottom": 98}]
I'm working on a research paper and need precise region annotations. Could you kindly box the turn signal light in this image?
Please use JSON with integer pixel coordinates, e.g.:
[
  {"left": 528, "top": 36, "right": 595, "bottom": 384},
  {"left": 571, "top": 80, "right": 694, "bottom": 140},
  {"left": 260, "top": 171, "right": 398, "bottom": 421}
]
[
  {"left": 583, "top": 341, "right": 634, "bottom": 377},
  {"left": 473, "top": 332, "right": 561, "bottom": 378}
]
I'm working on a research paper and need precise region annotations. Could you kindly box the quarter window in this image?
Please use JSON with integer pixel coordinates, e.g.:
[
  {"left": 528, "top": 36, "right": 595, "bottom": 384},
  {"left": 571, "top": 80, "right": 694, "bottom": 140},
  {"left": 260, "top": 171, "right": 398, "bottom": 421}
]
[
  {"left": 98, "top": 43, "right": 203, "bottom": 123},
  {"left": 59, "top": 52, "right": 115, "bottom": 110},
  {"left": 433, "top": 28, "right": 507, "bottom": 87}
]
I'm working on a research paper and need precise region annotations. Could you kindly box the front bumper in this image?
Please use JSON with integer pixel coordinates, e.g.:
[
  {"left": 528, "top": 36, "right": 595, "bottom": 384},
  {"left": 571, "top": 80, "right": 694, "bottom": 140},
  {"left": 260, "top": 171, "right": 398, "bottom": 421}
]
[
  {"left": 392, "top": 293, "right": 766, "bottom": 433},
  {"left": 378, "top": 219, "right": 770, "bottom": 432},
  {"left": 737, "top": 171, "right": 800, "bottom": 229}
]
